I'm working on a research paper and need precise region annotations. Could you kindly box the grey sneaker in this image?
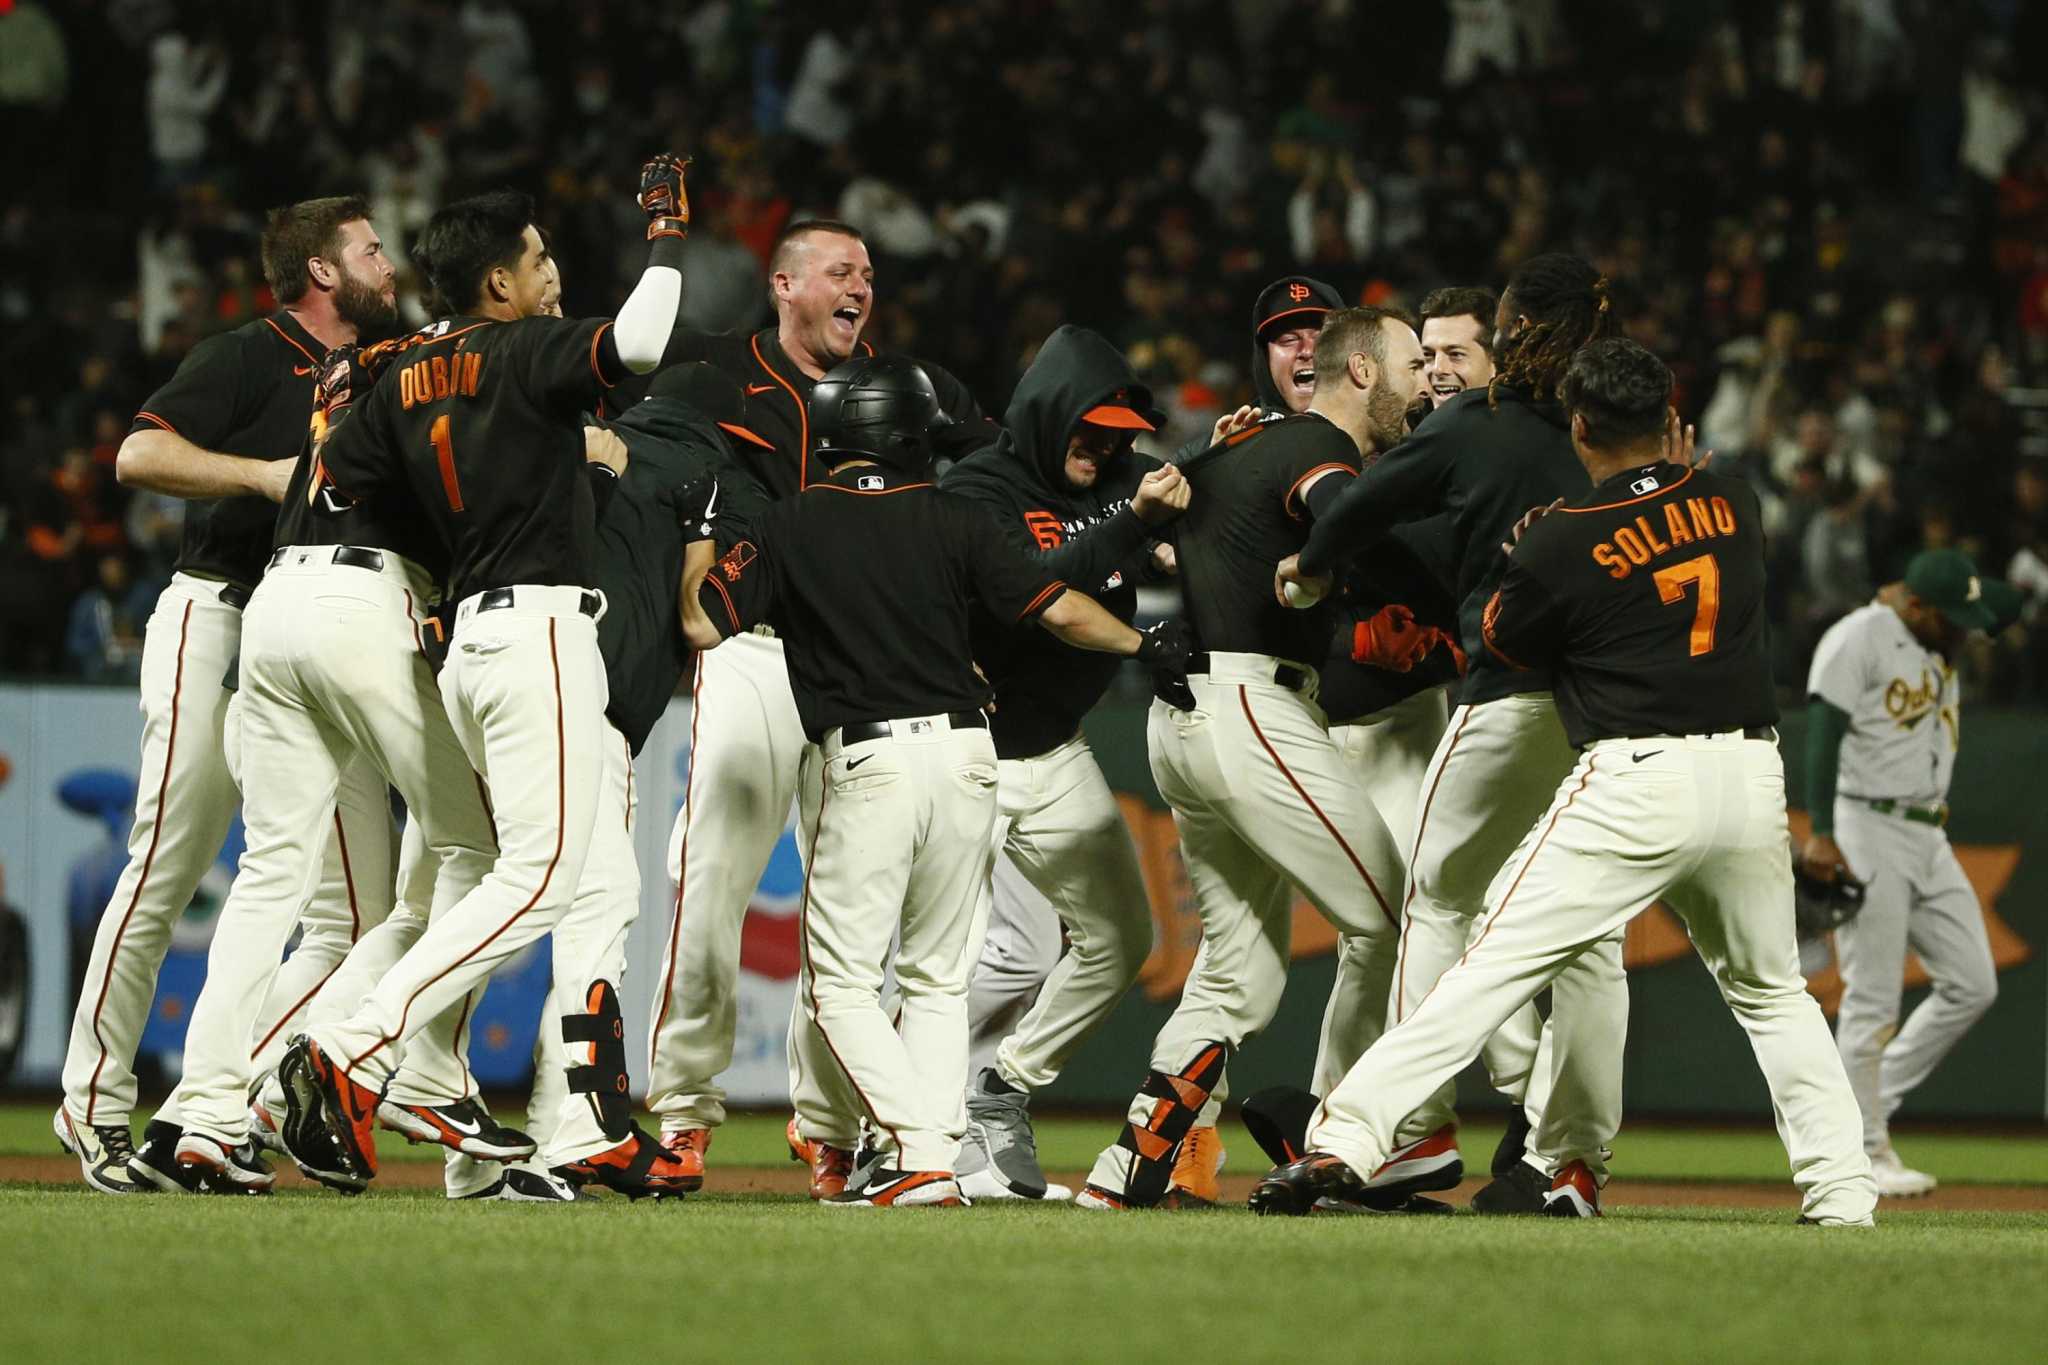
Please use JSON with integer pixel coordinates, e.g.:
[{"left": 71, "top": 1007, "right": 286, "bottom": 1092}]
[{"left": 958, "top": 1068, "right": 1071, "bottom": 1201}]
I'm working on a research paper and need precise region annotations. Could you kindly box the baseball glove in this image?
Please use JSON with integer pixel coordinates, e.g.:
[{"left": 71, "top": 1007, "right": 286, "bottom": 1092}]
[{"left": 1792, "top": 858, "right": 1866, "bottom": 940}]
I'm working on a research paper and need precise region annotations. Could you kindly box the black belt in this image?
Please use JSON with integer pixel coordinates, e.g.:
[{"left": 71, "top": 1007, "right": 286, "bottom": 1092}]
[
  {"left": 476, "top": 587, "right": 601, "bottom": 617},
  {"left": 1845, "top": 795, "right": 1948, "bottom": 827},
  {"left": 1744, "top": 725, "right": 1776, "bottom": 742},
  {"left": 1187, "top": 652, "right": 1311, "bottom": 692},
  {"left": 269, "top": 545, "right": 387, "bottom": 573},
  {"left": 218, "top": 583, "right": 251, "bottom": 609},
  {"left": 838, "top": 711, "right": 989, "bottom": 745}
]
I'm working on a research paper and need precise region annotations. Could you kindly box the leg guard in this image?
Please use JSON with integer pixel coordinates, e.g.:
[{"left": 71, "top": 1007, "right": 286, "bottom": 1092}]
[
  {"left": 1114, "top": 1043, "right": 1230, "bottom": 1206},
  {"left": 562, "top": 980, "right": 630, "bottom": 1144}
]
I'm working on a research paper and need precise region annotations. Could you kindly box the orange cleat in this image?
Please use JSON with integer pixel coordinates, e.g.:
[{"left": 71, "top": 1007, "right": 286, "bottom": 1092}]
[
  {"left": 1167, "top": 1124, "right": 1226, "bottom": 1205},
  {"left": 787, "top": 1116, "right": 855, "bottom": 1200}
]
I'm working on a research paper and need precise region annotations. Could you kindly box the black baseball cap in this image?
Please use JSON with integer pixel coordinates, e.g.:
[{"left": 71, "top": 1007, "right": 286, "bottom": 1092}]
[
  {"left": 647, "top": 361, "right": 773, "bottom": 449},
  {"left": 1253, "top": 276, "right": 1344, "bottom": 344},
  {"left": 1904, "top": 548, "right": 1996, "bottom": 631}
]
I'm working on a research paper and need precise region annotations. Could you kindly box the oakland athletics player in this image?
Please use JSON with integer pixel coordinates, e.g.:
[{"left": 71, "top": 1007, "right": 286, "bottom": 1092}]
[
  {"left": 1257, "top": 339, "right": 1876, "bottom": 1226},
  {"left": 56, "top": 197, "right": 400, "bottom": 1194},
  {"left": 1801, "top": 550, "right": 2000, "bottom": 1197}
]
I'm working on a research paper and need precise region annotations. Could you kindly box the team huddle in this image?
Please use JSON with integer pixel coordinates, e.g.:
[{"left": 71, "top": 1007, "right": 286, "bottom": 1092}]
[{"left": 52, "top": 153, "right": 2006, "bottom": 1218}]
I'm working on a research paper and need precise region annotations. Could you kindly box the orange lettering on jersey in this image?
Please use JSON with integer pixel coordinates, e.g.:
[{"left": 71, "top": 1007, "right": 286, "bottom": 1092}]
[
  {"left": 1023, "top": 510, "right": 1065, "bottom": 550},
  {"left": 717, "top": 540, "right": 757, "bottom": 582},
  {"left": 1710, "top": 496, "right": 1736, "bottom": 535},
  {"left": 1634, "top": 513, "right": 1670, "bottom": 556},
  {"left": 460, "top": 351, "right": 482, "bottom": 395},
  {"left": 1592, "top": 543, "right": 1630, "bottom": 580},
  {"left": 430, "top": 355, "right": 451, "bottom": 401},
  {"left": 1663, "top": 502, "right": 1694, "bottom": 546},
  {"left": 1614, "top": 526, "right": 1651, "bottom": 565},
  {"left": 1687, "top": 497, "right": 1716, "bottom": 540}
]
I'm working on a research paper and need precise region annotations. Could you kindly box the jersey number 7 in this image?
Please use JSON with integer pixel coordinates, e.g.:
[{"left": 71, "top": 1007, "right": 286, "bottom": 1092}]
[{"left": 1654, "top": 553, "right": 1720, "bottom": 656}]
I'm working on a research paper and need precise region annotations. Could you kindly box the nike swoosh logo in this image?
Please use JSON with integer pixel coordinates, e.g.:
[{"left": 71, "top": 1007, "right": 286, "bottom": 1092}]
[
  {"left": 439, "top": 1112, "right": 482, "bottom": 1136},
  {"left": 1632, "top": 750, "right": 1663, "bottom": 763},
  {"left": 294, "top": 366, "right": 313, "bottom": 376},
  {"left": 746, "top": 383, "right": 775, "bottom": 395},
  {"left": 846, "top": 755, "right": 873, "bottom": 771}
]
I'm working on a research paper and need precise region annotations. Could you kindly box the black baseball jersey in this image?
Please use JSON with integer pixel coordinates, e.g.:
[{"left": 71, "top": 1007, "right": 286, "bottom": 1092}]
[
  {"left": 316, "top": 315, "right": 629, "bottom": 604},
  {"left": 1317, "top": 514, "right": 1462, "bottom": 724},
  {"left": 1480, "top": 461, "right": 1777, "bottom": 748},
  {"left": 588, "top": 396, "right": 747, "bottom": 753},
  {"left": 1299, "top": 386, "right": 1589, "bottom": 706},
  {"left": 276, "top": 397, "right": 445, "bottom": 579},
  {"left": 697, "top": 464, "right": 1066, "bottom": 739},
  {"left": 130, "top": 310, "right": 324, "bottom": 588},
  {"left": 607, "top": 326, "right": 996, "bottom": 501},
  {"left": 1175, "top": 412, "right": 1359, "bottom": 664}
]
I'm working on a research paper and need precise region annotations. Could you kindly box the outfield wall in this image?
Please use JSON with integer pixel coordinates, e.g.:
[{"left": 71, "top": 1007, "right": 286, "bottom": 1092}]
[{"left": 2, "top": 681, "right": 2040, "bottom": 1119}]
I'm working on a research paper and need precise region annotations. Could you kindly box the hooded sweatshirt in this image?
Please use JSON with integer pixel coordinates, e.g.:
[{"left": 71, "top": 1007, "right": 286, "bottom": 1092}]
[{"left": 941, "top": 325, "right": 1165, "bottom": 759}]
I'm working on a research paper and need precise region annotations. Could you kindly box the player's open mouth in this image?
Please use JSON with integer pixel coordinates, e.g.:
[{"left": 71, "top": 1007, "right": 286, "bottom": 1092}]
[
  {"left": 1431, "top": 379, "right": 1462, "bottom": 398},
  {"left": 1290, "top": 366, "right": 1315, "bottom": 393},
  {"left": 831, "top": 306, "right": 862, "bottom": 335}
]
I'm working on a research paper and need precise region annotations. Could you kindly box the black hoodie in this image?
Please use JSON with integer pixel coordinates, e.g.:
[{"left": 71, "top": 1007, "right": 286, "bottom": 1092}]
[
  {"left": 589, "top": 397, "right": 768, "bottom": 752},
  {"left": 941, "top": 326, "right": 1165, "bottom": 759}
]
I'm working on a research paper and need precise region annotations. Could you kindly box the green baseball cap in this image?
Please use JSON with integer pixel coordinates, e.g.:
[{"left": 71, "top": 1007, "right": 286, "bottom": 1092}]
[
  {"left": 1904, "top": 548, "right": 1996, "bottom": 631},
  {"left": 1980, "top": 577, "right": 2024, "bottom": 633}
]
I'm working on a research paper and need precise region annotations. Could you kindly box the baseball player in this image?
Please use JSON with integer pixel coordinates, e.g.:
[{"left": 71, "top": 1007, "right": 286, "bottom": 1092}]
[
  {"left": 1417, "top": 286, "right": 1499, "bottom": 412},
  {"left": 1076, "top": 307, "right": 1416, "bottom": 1212},
  {"left": 682, "top": 355, "right": 1186, "bottom": 1207},
  {"left": 55, "top": 196, "right": 401, "bottom": 1194},
  {"left": 1801, "top": 549, "right": 2001, "bottom": 1197},
  {"left": 637, "top": 219, "right": 995, "bottom": 1187},
  {"left": 1281, "top": 254, "right": 1619, "bottom": 1213},
  {"left": 275, "top": 165, "right": 686, "bottom": 1191},
  {"left": 1256, "top": 339, "right": 1877, "bottom": 1227},
  {"left": 936, "top": 326, "right": 1187, "bottom": 1202}
]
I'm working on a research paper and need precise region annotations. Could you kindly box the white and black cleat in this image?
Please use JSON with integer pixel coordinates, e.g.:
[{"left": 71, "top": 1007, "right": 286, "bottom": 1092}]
[
  {"left": 55, "top": 1108, "right": 149, "bottom": 1195},
  {"left": 174, "top": 1132, "right": 277, "bottom": 1195},
  {"left": 128, "top": 1119, "right": 203, "bottom": 1193}
]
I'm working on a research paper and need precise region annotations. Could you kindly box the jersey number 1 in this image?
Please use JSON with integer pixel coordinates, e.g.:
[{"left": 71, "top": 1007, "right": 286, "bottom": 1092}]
[
  {"left": 1653, "top": 553, "right": 1720, "bottom": 656},
  {"left": 430, "top": 413, "right": 464, "bottom": 512}
]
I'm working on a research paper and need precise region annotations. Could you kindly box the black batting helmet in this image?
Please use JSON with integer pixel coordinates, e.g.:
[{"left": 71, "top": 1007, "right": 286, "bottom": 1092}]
[{"left": 809, "top": 355, "right": 955, "bottom": 476}]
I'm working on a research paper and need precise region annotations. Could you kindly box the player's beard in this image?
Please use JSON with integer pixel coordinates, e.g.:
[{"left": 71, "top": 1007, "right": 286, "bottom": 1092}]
[
  {"left": 336, "top": 271, "right": 399, "bottom": 333},
  {"left": 1366, "top": 381, "right": 1410, "bottom": 451}
]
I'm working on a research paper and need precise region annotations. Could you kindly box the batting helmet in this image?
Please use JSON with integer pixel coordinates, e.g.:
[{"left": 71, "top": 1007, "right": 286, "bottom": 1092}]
[
  {"left": 809, "top": 355, "right": 956, "bottom": 476},
  {"left": 1792, "top": 858, "right": 1866, "bottom": 941}
]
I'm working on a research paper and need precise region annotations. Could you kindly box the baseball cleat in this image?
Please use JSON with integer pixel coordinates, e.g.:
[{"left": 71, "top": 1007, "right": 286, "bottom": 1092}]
[
  {"left": 787, "top": 1116, "right": 855, "bottom": 1200},
  {"left": 1362, "top": 1125, "right": 1464, "bottom": 1201},
  {"left": 247, "top": 1102, "right": 287, "bottom": 1156},
  {"left": 1249, "top": 1152, "right": 1367, "bottom": 1216},
  {"left": 957, "top": 1068, "right": 1070, "bottom": 1201},
  {"left": 825, "top": 1167, "right": 968, "bottom": 1208},
  {"left": 277, "top": 1034, "right": 378, "bottom": 1188},
  {"left": 1541, "top": 1159, "right": 1602, "bottom": 1217},
  {"left": 554, "top": 1125, "right": 698, "bottom": 1200},
  {"left": 174, "top": 1132, "right": 277, "bottom": 1194},
  {"left": 1470, "top": 1159, "right": 1550, "bottom": 1215},
  {"left": 1796, "top": 1212, "right": 1876, "bottom": 1228},
  {"left": 1490, "top": 1108, "right": 1533, "bottom": 1176},
  {"left": 1312, "top": 1193, "right": 1456, "bottom": 1216},
  {"left": 459, "top": 1166, "right": 587, "bottom": 1203},
  {"left": 1166, "top": 1124, "right": 1226, "bottom": 1206},
  {"left": 126, "top": 1119, "right": 199, "bottom": 1194},
  {"left": 1868, "top": 1144, "right": 1936, "bottom": 1198},
  {"left": 655, "top": 1128, "right": 710, "bottom": 1191},
  {"left": 377, "top": 1096, "right": 537, "bottom": 1161},
  {"left": 54, "top": 1108, "right": 147, "bottom": 1195},
  {"left": 1075, "top": 1184, "right": 1133, "bottom": 1212}
]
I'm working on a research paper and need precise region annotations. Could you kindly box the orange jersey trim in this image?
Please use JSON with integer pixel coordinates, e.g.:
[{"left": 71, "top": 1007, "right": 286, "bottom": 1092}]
[
  {"left": 1016, "top": 580, "right": 1069, "bottom": 620},
  {"left": 750, "top": 332, "right": 810, "bottom": 488},
  {"left": 1559, "top": 467, "right": 1694, "bottom": 514},
  {"left": 1285, "top": 462, "right": 1355, "bottom": 519},
  {"left": 264, "top": 316, "right": 322, "bottom": 369},
  {"left": 133, "top": 410, "right": 178, "bottom": 436}
]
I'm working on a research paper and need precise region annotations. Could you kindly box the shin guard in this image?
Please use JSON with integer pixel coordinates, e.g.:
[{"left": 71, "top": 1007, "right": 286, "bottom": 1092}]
[
  {"left": 1115, "top": 1043, "right": 1230, "bottom": 1206},
  {"left": 561, "top": 980, "right": 631, "bottom": 1143}
]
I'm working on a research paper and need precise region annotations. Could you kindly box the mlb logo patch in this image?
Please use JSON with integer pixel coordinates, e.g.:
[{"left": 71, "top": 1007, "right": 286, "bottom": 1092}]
[
  {"left": 858, "top": 475, "right": 884, "bottom": 491},
  {"left": 909, "top": 720, "right": 932, "bottom": 734},
  {"left": 1630, "top": 475, "right": 1660, "bottom": 495}
]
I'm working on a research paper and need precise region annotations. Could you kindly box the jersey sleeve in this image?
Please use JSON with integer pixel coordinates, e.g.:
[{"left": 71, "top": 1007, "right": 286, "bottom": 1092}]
[
  {"left": 1276, "top": 426, "right": 1361, "bottom": 522},
  {"left": 1298, "top": 415, "right": 1457, "bottom": 575},
  {"left": 131, "top": 332, "right": 254, "bottom": 450},
  {"left": 1805, "top": 615, "right": 1870, "bottom": 713},
  {"left": 696, "top": 534, "right": 775, "bottom": 639},
  {"left": 310, "top": 390, "right": 398, "bottom": 506},
  {"left": 520, "top": 317, "right": 630, "bottom": 415},
  {"left": 952, "top": 501, "right": 1067, "bottom": 622},
  {"left": 1480, "top": 531, "right": 1569, "bottom": 671}
]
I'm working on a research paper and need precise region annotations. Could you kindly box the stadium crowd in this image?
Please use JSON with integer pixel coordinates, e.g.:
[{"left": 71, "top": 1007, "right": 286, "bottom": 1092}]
[{"left": 3, "top": 0, "right": 2047, "bottom": 694}]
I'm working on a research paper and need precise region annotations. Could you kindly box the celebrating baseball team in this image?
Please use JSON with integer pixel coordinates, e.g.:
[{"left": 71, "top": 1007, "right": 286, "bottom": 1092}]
[{"left": 51, "top": 148, "right": 2011, "bottom": 1222}]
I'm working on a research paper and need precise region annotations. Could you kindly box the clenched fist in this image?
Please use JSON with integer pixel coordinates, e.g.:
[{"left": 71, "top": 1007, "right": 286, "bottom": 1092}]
[
  {"left": 1132, "top": 464, "right": 1191, "bottom": 525},
  {"left": 639, "top": 153, "right": 693, "bottom": 239}
]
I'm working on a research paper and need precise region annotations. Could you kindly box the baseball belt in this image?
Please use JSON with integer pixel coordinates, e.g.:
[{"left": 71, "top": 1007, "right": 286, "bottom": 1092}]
[{"left": 1852, "top": 796, "right": 1949, "bottom": 827}]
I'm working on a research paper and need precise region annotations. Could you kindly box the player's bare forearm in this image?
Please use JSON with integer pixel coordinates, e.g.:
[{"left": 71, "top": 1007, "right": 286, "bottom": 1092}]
[
  {"left": 116, "top": 428, "right": 291, "bottom": 502},
  {"left": 1037, "top": 589, "right": 1142, "bottom": 655}
]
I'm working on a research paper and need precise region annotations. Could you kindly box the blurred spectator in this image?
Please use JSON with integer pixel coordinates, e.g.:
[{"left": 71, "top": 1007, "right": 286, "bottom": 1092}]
[
  {"left": 66, "top": 556, "right": 150, "bottom": 683},
  {"left": 146, "top": 34, "right": 228, "bottom": 189}
]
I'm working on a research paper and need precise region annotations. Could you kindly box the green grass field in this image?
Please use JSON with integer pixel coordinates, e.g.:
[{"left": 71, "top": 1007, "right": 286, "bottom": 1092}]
[{"left": 4, "top": 1107, "right": 2045, "bottom": 1363}]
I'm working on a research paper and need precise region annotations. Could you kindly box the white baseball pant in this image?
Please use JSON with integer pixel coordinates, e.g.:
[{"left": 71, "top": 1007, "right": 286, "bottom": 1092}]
[
  {"left": 1830, "top": 800, "right": 1996, "bottom": 1151},
  {"left": 1309, "top": 733, "right": 1877, "bottom": 1224},
  {"left": 646, "top": 630, "right": 806, "bottom": 1133},
  {"left": 311, "top": 586, "right": 608, "bottom": 1096},
  {"left": 1312, "top": 684, "right": 1449, "bottom": 1094},
  {"left": 963, "top": 733, "right": 1152, "bottom": 1093},
  {"left": 1085, "top": 655, "right": 1404, "bottom": 1199},
  {"left": 169, "top": 550, "right": 498, "bottom": 1146},
  {"left": 59, "top": 571, "right": 381, "bottom": 1131},
  {"left": 1390, "top": 692, "right": 1620, "bottom": 1169},
  {"left": 785, "top": 716, "right": 998, "bottom": 1171}
]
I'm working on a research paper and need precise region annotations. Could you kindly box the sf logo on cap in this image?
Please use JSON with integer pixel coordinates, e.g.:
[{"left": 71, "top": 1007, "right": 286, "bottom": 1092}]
[{"left": 1288, "top": 283, "right": 1311, "bottom": 303}]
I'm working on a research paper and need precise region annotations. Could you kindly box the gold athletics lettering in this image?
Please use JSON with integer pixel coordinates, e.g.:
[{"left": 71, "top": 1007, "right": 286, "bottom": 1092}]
[
  {"left": 1885, "top": 670, "right": 1941, "bottom": 730},
  {"left": 1591, "top": 495, "right": 1738, "bottom": 580},
  {"left": 400, "top": 352, "right": 484, "bottom": 409}
]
